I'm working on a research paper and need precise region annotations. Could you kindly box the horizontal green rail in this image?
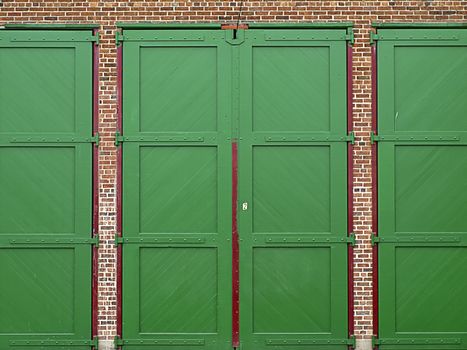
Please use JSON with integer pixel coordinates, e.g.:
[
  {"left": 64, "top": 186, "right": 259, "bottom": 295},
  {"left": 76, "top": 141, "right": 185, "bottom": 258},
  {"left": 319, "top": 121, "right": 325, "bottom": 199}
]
[
  {"left": 374, "top": 337, "right": 461, "bottom": 346},
  {"left": 372, "top": 235, "right": 463, "bottom": 245},
  {"left": 4, "top": 23, "right": 100, "bottom": 29},
  {"left": 372, "top": 22, "right": 467, "bottom": 29},
  {"left": 0, "top": 32, "right": 98, "bottom": 43},
  {"left": 263, "top": 30, "right": 348, "bottom": 41},
  {"left": 115, "top": 236, "right": 207, "bottom": 245},
  {"left": 10, "top": 338, "right": 98, "bottom": 347},
  {"left": 117, "top": 22, "right": 222, "bottom": 29},
  {"left": 370, "top": 33, "right": 459, "bottom": 41},
  {"left": 264, "top": 235, "right": 355, "bottom": 245},
  {"left": 5, "top": 237, "right": 98, "bottom": 245},
  {"left": 248, "top": 22, "right": 353, "bottom": 29},
  {"left": 371, "top": 132, "right": 462, "bottom": 144},
  {"left": 115, "top": 337, "right": 205, "bottom": 346},
  {"left": 6, "top": 134, "right": 99, "bottom": 144},
  {"left": 265, "top": 337, "right": 355, "bottom": 346},
  {"left": 264, "top": 133, "right": 354, "bottom": 143}
]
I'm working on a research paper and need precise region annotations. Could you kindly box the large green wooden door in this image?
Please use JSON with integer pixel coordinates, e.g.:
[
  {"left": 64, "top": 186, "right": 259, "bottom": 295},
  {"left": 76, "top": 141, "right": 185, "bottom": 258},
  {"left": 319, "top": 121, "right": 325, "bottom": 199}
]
[
  {"left": 376, "top": 28, "right": 467, "bottom": 349},
  {"left": 121, "top": 26, "right": 351, "bottom": 349},
  {"left": 0, "top": 30, "right": 95, "bottom": 349},
  {"left": 121, "top": 28, "right": 233, "bottom": 349},
  {"left": 237, "top": 28, "right": 350, "bottom": 350}
]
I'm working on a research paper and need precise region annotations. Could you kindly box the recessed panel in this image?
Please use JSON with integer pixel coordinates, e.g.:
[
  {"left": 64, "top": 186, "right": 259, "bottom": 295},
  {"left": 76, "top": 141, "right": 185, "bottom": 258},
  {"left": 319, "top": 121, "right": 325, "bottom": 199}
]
[
  {"left": 0, "top": 248, "right": 75, "bottom": 333},
  {"left": 139, "top": 247, "right": 218, "bottom": 333},
  {"left": 395, "top": 247, "right": 467, "bottom": 332},
  {"left": 0, "top": 147, "right": 75, "bottom": 234},
  {"left": 140, "top": 47, "right": 217, "bottom": 132},
  {"left": 0, "top": 48, "right": 76, "bottom": 133},
  {"left": 253, "top": 247, "right": 331, "bottom": 333},
  {"left": 395, "top": 146, "right": 467, "bottom": 233},
  {"left": 253, "top": 146, "right": 330, "bottom": 233},
  {"left": 252, "top": 47, "right": 330, "bottom": 132},
  {"left": 394, "top": 46, "right": 467, "bottom": 132},
  {"left": 139, "top": 147, "right": 218, "bottom": 233}
]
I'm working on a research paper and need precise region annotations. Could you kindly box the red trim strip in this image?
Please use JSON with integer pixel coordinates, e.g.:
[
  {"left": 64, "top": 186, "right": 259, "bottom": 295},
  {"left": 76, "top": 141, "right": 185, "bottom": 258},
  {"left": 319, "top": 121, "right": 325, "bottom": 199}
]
[
  {"left": 92, "top": 28, "right": 99, "bottom": 349},
  {"left": 347, "top": 43, "right": 355, "bottom": 347},
  {"left": 116, "top": 41, "right": 123, "bottom": 342},
  {"left": 371, "top": 42, "right": 379, "bottom": 346},
  {"left": 232, "top": 142, "right": 240, "bottom": 347}
]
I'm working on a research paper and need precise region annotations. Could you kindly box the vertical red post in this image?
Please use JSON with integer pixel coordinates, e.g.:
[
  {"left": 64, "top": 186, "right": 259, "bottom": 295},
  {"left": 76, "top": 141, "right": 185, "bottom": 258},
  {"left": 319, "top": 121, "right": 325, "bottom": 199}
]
[
  {"left": 92, "top": 27, "right": 99, "bottom": 350},
  {"left": 371, "top": 42, "right": 379, "bottom": 349},
  {"left": 232, "top": 142, "right": 240, "bottom": 348},
  {"left": 347, "top": 43, "right": 355, "bottom": 349},
  {"left": 116, "top": 37, "right": 123, "bottom": 346}
]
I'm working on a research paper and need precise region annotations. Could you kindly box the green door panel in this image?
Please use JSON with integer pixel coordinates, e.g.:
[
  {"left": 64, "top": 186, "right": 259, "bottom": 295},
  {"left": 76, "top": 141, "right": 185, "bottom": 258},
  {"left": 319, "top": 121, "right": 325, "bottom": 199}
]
[
  {"left": 237, "top": 29, "right": 348, "bottom": 350},
  {"left": 139, "top": 146, "right": 218, "bottom": 233},
  {"left": 0, "top": 30, "right": 93, "bottom": 349},
  {"left": 252, "top": 46, "right": 331, "bottom": 132},
  {"left": 377, "top": 28, "right": 467, "bottom": 350},
  {"left": 122, "top": 29, "right": 232, "bottom": 350},
  {"left": 139, "top": 47, "right": 218, "bottom": 132},
  {"left": 253, "top": 247, "right": 333, "bottom": 333},
  {"left": 252, "top": 146, "right": 331, "bottom": 233}
]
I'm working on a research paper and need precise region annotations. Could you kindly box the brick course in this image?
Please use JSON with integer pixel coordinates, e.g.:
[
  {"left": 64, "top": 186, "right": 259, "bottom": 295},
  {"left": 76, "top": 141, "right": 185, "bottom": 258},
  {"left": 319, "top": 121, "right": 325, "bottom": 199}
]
[{"left": 1, "top": 1, "right": 466, "bottom": 349}]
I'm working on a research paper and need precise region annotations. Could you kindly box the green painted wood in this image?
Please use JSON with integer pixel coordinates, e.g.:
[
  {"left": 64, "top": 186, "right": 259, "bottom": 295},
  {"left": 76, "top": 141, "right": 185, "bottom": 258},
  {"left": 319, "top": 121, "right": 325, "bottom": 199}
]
[
  {"left": 377, "top": 29, "right": 467, "bottom": 350},
  {"left": 122, "top": 28, "right": 349, "bottom": 349},
  {"left": 373, "top": 22, "right": 467, "bottom": 29},
  {"left": 4, "top": 23, "right": 100, "bottom": 29},
  {"left": 0, "top": 31, "right": 93, "bottom": 348},
  {"left": 248, "top": 22, "right": 353, "bottom": 29},
  {"left": 237, "top": 29, "right": 348, "bottom": 350},
  {"left": 117, "top": 22, "right": 222, "bottom": 29},
  {"left": 122, "top": 29, "right": 232, "bottom": 350}
]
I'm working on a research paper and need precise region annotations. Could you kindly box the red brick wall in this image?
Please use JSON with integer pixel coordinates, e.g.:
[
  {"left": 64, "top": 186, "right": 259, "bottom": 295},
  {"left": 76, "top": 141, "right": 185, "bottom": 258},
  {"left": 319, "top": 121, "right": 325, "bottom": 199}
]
[{"left": 1, "top": 1, "right": 466, "bottom": 348}]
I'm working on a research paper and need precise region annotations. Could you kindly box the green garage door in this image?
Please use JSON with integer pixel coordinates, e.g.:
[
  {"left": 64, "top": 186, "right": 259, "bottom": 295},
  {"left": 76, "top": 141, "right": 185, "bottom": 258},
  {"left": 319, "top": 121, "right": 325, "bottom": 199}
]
[
  {"left": 376, "top": 28, "right": 467, "bottom": 349},
  {"left": 0, "top": 30, "right": 96, "bottom": 348},
  {"left": 120, "top": 26, "right": 351, "bottom": 349},
  {"left": 237, "top": 28, "right": 349, "bottom": 350}
]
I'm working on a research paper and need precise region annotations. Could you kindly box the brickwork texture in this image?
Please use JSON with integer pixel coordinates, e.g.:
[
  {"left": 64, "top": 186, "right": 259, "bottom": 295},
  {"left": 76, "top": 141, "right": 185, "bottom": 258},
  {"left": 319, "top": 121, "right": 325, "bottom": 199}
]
[{"left": 1, "top": 0, "right": 466, "bottom": 347}]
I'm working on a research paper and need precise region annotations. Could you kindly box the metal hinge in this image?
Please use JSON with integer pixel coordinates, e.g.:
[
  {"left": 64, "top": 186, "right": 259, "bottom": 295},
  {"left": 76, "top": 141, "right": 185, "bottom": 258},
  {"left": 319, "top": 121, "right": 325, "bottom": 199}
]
[
  {"left": 91, "top": 32, "right": 100, "bottom": 45},
  {"left": 349, "top": 335, "right": 356, "bottom": 348},
  {"left": 369, "top": 31, "right": 379, "bottom": 44},
  {"left": 115, "top": 31, "right": 124, "bottom": 46},
  {"left": 372, "top": 336, "right": 378, "bottom": 348},
  {"left": 114, "top": 336, "right": 123, "bottom": 347},
  {"left": 346, "top": 28, "right": 355, "bottom": 45},
  {"left": 10, "top": 337, "right": 98, "bottom": 348},
  {"left": 371, "top": 233, "right": 379, "bottom": 246},
  {"left": 348, "top": 131, "right": 355, "bottom": 145},
  {"left": 115, "top": 234, "right": 123, "bottom": 246},
  {"left": 348, "top": 233, "right": 356, "bottom": 246},
  {"left": 115, "top": 130, "right": 124, "bottom": 147}
]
